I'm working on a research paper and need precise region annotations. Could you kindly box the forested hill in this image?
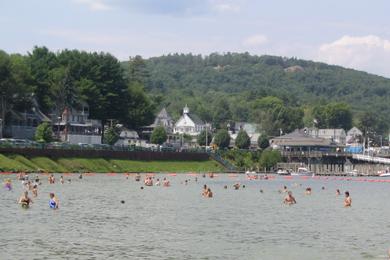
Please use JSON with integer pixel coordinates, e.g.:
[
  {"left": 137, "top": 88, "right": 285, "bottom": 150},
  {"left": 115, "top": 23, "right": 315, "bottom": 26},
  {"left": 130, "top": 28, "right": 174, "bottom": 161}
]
[{"left": 122, "top": 53, "right": 389, "bottom": 136}]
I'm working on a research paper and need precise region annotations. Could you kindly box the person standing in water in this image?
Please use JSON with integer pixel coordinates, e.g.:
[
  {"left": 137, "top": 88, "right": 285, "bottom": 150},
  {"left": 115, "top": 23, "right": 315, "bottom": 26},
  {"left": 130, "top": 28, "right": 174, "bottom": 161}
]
[
  {"left": 49, "top": 193, "right": 59, "bottom": 209},
  {"left": 344, "top": 191, "right": 352, "bottom": 207},
  {"left": 284, "top": 191, "right": 297, "bottom": 205},
  {"left": 32, "top": 185, "right": 38, "bottom": 197},
  {"left": 60, "top": 176, "right": 64, "bottom": 184},
  {"left": 19, "top": 191, "right": 33, "bottom": 208}
]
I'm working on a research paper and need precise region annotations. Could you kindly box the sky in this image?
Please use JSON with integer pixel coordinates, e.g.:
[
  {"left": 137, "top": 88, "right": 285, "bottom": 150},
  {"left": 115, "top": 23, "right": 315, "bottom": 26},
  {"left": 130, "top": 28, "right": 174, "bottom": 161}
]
[{"left": 1, "top": 0, "right": 390, "bottom": 77}]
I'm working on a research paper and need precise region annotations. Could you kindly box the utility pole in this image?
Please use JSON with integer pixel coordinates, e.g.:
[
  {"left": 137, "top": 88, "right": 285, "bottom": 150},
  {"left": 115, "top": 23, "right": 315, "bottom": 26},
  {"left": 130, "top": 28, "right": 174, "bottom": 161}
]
[
  {"left": 0, "top": 95, "right": 5, "bottom": 138},
  {"left": 205, "top": 122, "right": 208, "bottom": 149}
]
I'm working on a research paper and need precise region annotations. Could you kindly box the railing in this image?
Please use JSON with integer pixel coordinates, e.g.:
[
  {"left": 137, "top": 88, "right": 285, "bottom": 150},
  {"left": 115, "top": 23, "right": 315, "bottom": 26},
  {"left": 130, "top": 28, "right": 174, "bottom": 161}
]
[
  {"left": 280, "top": 151, "right": 351, "bottom": 158},
  {"left": 352, "top": 154, "right": 390, "bottom": 164},
  {"left": 208, "top": 151, "right": 237, "bottom": 172}
]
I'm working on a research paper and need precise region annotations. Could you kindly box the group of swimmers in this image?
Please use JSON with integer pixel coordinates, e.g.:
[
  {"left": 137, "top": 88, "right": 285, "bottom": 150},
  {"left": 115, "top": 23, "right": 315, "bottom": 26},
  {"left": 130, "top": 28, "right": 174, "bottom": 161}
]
[
  {"left": 3, "top": 172, "right": 61, "bottom": 209},
  {"left": 202, "top": 184, "right": 213, "bottom": 198},
  {"left": 143, "top": 176, "right": 171, "bottom": 187}
]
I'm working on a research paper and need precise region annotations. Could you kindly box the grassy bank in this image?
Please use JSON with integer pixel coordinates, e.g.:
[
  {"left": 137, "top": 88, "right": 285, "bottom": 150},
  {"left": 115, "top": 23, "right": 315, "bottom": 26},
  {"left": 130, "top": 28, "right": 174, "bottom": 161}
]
[{"left": 0, "top": 154, "right": 223, "bottom": 173}]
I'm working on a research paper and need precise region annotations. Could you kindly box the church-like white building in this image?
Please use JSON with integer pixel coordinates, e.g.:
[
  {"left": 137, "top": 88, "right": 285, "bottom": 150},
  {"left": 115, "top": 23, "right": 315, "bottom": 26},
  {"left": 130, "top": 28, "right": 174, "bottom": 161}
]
[{"left": 173, "top": 105, "right": 210, "bottom": 136}]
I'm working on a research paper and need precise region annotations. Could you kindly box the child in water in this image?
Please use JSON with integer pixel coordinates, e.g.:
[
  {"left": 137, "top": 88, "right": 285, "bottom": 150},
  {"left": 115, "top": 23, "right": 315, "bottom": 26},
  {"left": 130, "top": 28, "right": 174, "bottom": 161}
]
[
  {"left": 49, "top": 193, "right": 59, "bottom": 209},
  {"left": 4, "top": 179, "right": 12, "bottom": 191}
]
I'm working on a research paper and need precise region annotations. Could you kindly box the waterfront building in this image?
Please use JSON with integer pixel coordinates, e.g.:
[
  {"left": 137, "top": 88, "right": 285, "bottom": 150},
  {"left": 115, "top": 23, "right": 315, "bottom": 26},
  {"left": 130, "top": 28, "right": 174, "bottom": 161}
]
[
  {"left": 140, "top": 107, "right": 174, "bottom": 141},
  {"left": 304, "top": 128, "right": 346, "bottom": 145},
  {"left": 173, "top": 105, "right": 210, "bottom": 136},
  {"left": 115, "top": 128, "right": 140, "bottom": 146},
  {"left": 54, "top": 103, "right": 102, "bottom": 144},
  {"left": 346, "top": 127, "right": 363, "bottom": 144},
  {"left": 3, "top": 98, "right": 51, "bottom": 139},
  {"left": 270, "top": 129, "right": 335, "bottom": 152}
]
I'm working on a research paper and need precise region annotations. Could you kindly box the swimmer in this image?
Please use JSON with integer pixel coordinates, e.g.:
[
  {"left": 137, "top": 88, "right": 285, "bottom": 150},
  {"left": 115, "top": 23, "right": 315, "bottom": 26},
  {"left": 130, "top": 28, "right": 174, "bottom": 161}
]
[
  {"left": 206, "top": 188, "right": 213, "bottom": 198},
  {"left": 155, "top": 178, "right": 160, "bottom": 186},
  {"left": 60, "top": 176, "right": 64, "bottom": 184},
  {"left": 4, "top": 179, "right": 12, "bottom": 191},
  {"left": 305, "top": 187, "right": 312, "bottom": 195},
  {"left": 163, "top": 178, "right": 170, "bottom": 187},
  {"left": 135, "top": 173, "right": 141, "bottom": 182},
  {"left": 336, "top": 189, "right": 341, "bottom": 196},
  {"left": 32, "top": 185, "right": 38, "bottom": 197},
  {"left": 321, "top": 186, "right": 325, "bottom": 190},
  {"left": 125, "top": 173, "right": 129, "bottom": 180},
  {"left": 67, "top": 179, "right": 71, "bottom": 184},
  {"left": 144, "top": 177, "right": 153, "bottom": 186},
  {"left": 184, "top": 180, "right": 188, "bottom": 185},
  {"left": 79, "top": 173, "right": 83, "bottom": 179},
  {"left": 260, "top": 189, "right": 264, "bottom": 193},
  {"left": 283, "top": 191, "right": 297, "bottom": 205},
  {"left": 140, "top": 186, "right": 144, "bottom": 190},
  {"left": 19, "top": 191, "right": 33, "bottom": 208},
  {"left": 195, "top": 177, "right": 198, "bottom": 182},
  {"left": 223, "top": 185, "right": 227, "bottom": 189},
  {"left": 202, "top": 185, "right": 208, "bottom": 196},
  {"left": 242, "top": 185, "right": 246, "bottom": 189},
  {"left": 344, "top": 191, "right": 352, "bottom": 207},
  {"left": 49, "top": 193, "right": 59, "bottom": 209},
  {"left": 233, "top": 183, "right": 240, "bottom": 190}
]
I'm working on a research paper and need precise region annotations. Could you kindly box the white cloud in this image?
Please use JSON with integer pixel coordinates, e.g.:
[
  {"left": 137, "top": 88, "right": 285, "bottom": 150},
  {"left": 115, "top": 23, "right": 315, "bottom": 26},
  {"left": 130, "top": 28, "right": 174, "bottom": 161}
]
[
  {"left": 72, "top": 0, "right": 112, "bottom": 11},
  {"left": 318, "top": 35, "right": 390, "bottom": 77},
  {"left": 242, "top": 34, "right": 268, "bottom": 46},
  {"left": 210, "top": 0, "right": 241, "bottom": 13}
]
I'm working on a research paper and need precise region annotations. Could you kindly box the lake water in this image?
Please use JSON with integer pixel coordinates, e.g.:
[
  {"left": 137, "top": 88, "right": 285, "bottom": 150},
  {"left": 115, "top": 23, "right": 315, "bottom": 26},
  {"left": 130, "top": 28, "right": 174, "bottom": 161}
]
[{"left": 1, "top": 173, "right": 390, "bottom": 260}]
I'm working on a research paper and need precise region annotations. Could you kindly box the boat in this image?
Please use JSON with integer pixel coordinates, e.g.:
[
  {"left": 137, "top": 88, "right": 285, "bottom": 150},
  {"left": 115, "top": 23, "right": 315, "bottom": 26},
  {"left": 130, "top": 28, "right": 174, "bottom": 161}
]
[
  {"left": 346, "top": 169, "right": 359, "bottom": 177},
  {"left": 277, "top": 169, "right": 290, "bottom": 175},
  {"left": 291, "top": 167, "right": 314, "bottom": 177},
  {"left": 379, "top": 172, "right": 390, "bottom": 177}
]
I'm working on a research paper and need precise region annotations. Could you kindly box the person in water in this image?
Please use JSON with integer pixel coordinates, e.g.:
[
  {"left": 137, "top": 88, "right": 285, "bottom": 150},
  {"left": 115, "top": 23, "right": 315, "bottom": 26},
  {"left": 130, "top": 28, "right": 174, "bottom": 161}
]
[
  {"left": 144, "top": 177, "right": 153, "bottom": 186},
  {"left": 4, "top": 179, "right": 12, "bottom": 191},
  {"left": 163, "top": 178, "right": 170, "bottom": 187},
  {"left": 344, "top": 191, "right": 352, "bottom": 207},
  {"left": 284, "top": 191, "right": 297, "bottom": 205},
  {"left": 305, "top": 187, "right": 312, "bottom": 195},
  {"left": 19, "top": 191, "right": 33, "bottom": 208},
  {"left": 233, "top": 183, "right": 240, "bottom": 190},
  {"left": 32, "top": 185, "right": 38, "bottom": 197},
  {"left": 49, "top": 193, "right": 59, "bottom": 209},
  {"left": 155, "top": 178, "right": 160, "bottom": 186},
  {"left": 336, "top": 189, "right": 341, "bottom": 196},
  {"left": 60, "top": 176, "right": 64, "bottom": 184},
  {"left": 206, "top": 188, "right": 213, "bottom": 198},
  {"left": 202, "top": 185, "right": 208, "bottom": 196}
]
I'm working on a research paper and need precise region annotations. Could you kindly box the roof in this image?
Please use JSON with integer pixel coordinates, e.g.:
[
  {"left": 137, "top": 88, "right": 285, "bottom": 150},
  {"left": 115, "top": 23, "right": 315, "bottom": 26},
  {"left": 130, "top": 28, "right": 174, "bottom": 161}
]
[
  {"left": 271, "top": 129, "right": 334, "bottom": 147},
  {"left": 150, "top": 108, "right": 173, "bottom": 127},
  {"left": 187, "top": 113, "right": 204, "bottom": 125},
  {"left": 347, "top": 127, "right": 362, "bottom": 136}
]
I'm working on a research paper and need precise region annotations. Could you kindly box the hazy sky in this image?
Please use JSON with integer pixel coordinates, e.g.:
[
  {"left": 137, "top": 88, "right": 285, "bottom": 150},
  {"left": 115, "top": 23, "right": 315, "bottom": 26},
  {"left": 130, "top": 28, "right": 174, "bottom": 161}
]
[{"left": 1, "top": 0, "right": 390, "bottom": 77}]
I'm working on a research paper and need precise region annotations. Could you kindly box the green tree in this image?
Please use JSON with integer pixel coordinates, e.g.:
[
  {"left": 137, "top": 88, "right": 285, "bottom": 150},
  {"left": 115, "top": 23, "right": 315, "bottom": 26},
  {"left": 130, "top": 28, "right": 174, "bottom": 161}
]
[
  {"left": 213, "top": 129, "right": 231, "bottom": 149},
  {"left": 34, "top": 122, "right": 53, "bottom": 143},
  {"left": 151, "top": 126, "right": 167, "bottom": 145},
  {"left": 212, "top": 98, "right": 231, "bottom": 129},
  {"left": 257, "top": 135, "right": 269, "bottom": 149},
  {"left": 103, "top": 126, "right": 120, "bottom": 145},
  {"left": 128, "top": 55, "right": 149, "bottom": 85},
  {"left": 197, "top": 129, "right": 212, "bottom": 146},
  {"left": 235, "top": 129, "right": 250, "bottom": 149},
  {"left": 259, "top": 150, "right": 281, "bottom": 170}
]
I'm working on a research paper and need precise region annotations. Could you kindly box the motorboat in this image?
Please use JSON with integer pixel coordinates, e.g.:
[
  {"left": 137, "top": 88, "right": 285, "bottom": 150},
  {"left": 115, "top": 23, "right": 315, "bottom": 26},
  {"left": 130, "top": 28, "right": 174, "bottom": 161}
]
[
  {"left": 346, "top": 169, "right": 359, "bottom": 177},
  {"left": 379, "top": 172, "right": 390, "bottom": 177},
  {"left": 291, "top": 167, "right": 314, "bottom": 177},
  {"left": 277, "top": 169, "right": 290, "bottom": 175}
]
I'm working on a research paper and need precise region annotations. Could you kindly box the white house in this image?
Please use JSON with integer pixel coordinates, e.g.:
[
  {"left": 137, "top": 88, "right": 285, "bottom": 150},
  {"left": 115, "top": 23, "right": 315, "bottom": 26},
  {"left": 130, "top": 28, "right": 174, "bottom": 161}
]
[
  {"left": 346, "top": 127, "right": 363, "bottom": 144},
  {"left": 115, "top": 128, "right": 139, "bottom": 146},
  {"left": 173, "top": 105, "right": 210, "bottom": 136}
]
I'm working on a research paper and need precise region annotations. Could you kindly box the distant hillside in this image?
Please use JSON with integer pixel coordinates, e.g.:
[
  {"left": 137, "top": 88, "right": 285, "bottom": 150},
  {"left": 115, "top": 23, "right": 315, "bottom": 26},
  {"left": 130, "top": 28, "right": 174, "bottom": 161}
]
[{"left": 122, "top": 53, "right": 390, "bottom": 131}]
